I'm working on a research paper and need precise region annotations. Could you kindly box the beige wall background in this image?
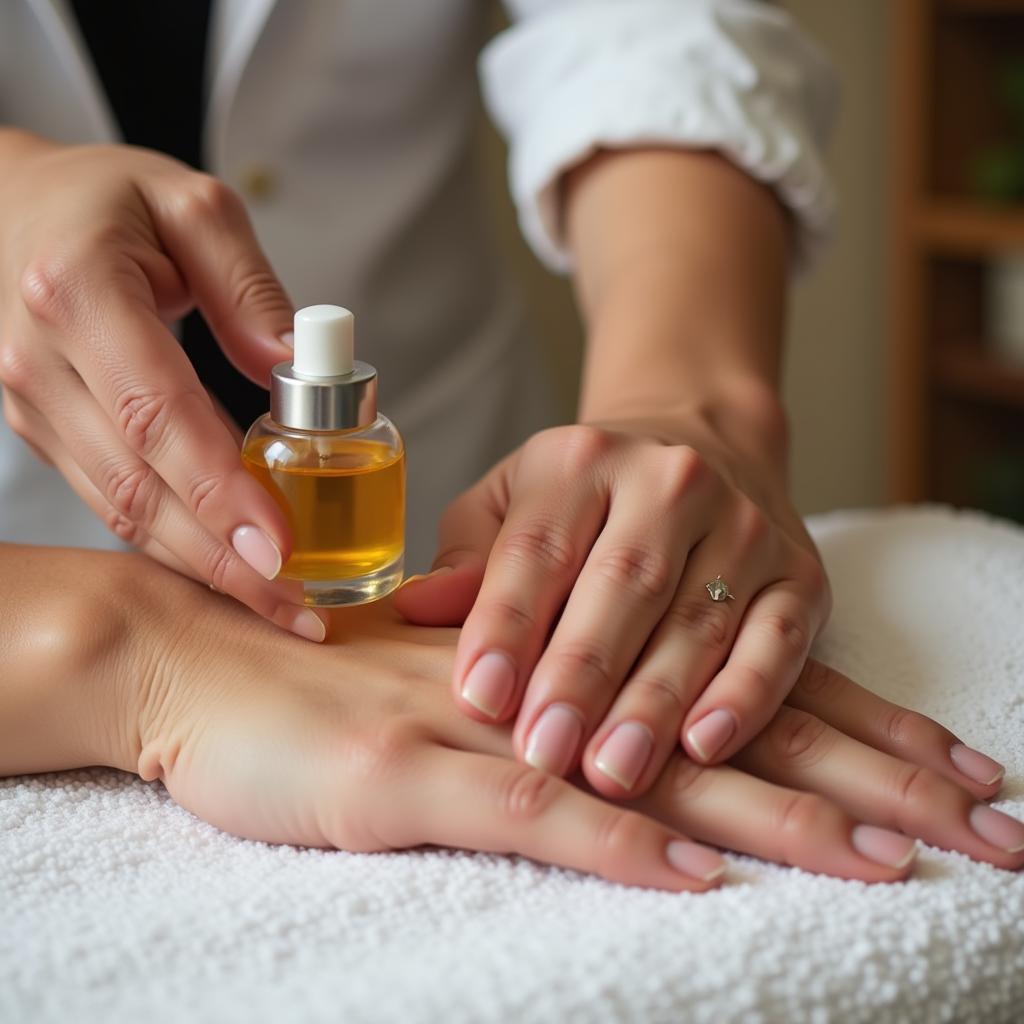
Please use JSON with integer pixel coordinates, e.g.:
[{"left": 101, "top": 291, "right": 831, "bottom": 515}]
[{"left": 479, "top": 0, "right": 890, "bottom": 516}]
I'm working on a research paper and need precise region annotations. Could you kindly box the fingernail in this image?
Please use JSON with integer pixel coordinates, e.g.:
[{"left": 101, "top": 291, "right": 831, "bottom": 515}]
[
  {"left": 686, "top": 709, "right": 736, "bottom": 762},
  {"left": 280, "top": 330, "right": 294, "bottom": 348},
  {"left": 851, "top": 824, "right": 917, "bottom": 869},
  {"left": 969, "top": 804, "right": 1024, "bottom": 853},
  {"left": 398, "top": 566, "right": 454, "bottom": 589},
  {"left": 290, "top": 608, "right": 327, "bottom": 643},
  {"left": 231, "top": 524, "right": 282, "bottom": 581},
  {"left": 460, "top": 651, "right": 516, "bottom": 719},
  {"left": 525, "top": 704, "right": 584, "bottom": 776},
  {"left": 594, "top": 721, "right": 654, "bottom": 790},
  {"left": 950, "top": 743, "right": 1005, "bottom": 786},
  {"left": 666, "top": 840, "right": 726, "bottom": 882}
]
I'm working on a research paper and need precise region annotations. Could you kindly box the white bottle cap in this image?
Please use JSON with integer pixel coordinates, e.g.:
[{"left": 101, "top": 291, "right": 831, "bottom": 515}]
[{"left": 292, "top": 305, "right": 354, "bottom": 378}]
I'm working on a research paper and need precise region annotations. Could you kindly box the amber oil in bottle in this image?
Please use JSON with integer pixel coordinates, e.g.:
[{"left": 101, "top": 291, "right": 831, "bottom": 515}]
[{"left": 241, "top": 305, "right": 405, "bottom": 605}]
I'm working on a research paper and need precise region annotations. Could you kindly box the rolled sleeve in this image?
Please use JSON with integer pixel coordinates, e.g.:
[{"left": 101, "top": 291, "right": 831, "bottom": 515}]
[{"left": 480, "top": 0, "right": 839, "bottom": 272}]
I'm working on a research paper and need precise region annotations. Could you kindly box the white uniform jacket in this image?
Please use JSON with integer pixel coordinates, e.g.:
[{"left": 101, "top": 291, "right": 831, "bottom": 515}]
[{"left": 0, "top": 0, "right": 836, "bottom": 569}]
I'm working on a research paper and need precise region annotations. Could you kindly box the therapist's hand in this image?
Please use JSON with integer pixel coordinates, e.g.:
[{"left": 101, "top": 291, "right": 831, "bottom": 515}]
[
  {"left": 0, "top": 129, "right": 325, "bottom": 642},
  {"left": 395, "top": 413, "right": 831, "bottom": 797},
  {"left": 37, "top": 544, "right": 1017, "bottom": 886}
]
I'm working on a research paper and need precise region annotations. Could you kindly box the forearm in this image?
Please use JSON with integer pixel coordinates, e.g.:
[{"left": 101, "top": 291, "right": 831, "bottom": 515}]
[
  {"left": 564, "top": 148, "right": 791, "bottom": 474},
  {"left": 0, "top": 544, "right": 156, "bottom": 777}
]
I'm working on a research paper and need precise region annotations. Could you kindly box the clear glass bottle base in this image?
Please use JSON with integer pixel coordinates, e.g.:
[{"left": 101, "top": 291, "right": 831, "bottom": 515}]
[{"left": 294, "top": 554, "right": 404, "bottom": 607}]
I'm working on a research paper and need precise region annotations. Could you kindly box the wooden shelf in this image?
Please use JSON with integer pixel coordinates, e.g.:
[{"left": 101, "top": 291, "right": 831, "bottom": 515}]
[
  {"left": 917, "top": 201, "right": 1024, "bottom": 253},
  {"left": 934, "top": 346, "right": 1024, "bottom": 405},
  {"left": 941, "top": 0, "right": 1024, "bottom": 14}
]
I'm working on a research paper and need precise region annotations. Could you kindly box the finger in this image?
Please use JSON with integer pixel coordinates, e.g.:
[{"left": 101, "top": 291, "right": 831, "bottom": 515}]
[
  {"left": 681, "top": 578, "right": 822, "bottom": 765},
  {"left": 9, "top": 382, "right": 325, "bottom": 641},
  {"left": 39, "top": 290, "right": 294, "bottom": 581},
  {"left": 452, "top": 438, "right": 610, "bottom": 722},
  {"left": 635, "top": 755, "right": 918, "bottom": 882},
  {"left": 373, "top": 746, "right": 726, "bottom": 891},
  {"left": 391, "top": 479, "right": 504, "bottom": 627},
  {"left": 512, "top": 466, "right": 706, "bottom": 780},
  {"left": 787, "top": 658, "right": 1007, "bottom": 800},
  {"left": 578, "top": 521, "right": 769, "bottom": 795},
  {"left": 731, "top": 705, "right": 1024, "bottom": 870},
  {"left": 141, "top": 173, "right": 294, "bottom": 383}
]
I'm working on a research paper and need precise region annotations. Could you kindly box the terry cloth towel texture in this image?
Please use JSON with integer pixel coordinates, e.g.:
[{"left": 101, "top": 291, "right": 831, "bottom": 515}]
[{"left": 2, "top": 506, "right": 1023, "bottom": 1023}]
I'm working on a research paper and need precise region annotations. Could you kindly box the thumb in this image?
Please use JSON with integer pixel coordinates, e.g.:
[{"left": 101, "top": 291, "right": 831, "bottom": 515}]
[
  {"left": 146, "top": 176, "right": 294, "bottom": 385},
  {"left": 393, "top": 485, "right": 504, "bottom": 626}
]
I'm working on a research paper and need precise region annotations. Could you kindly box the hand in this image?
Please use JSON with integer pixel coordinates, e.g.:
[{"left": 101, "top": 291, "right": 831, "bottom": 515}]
[
  {"left": 79, "top": 549, "right": 1021, "bottom": 890},
  {"left": 394, "top": 415, "right": 831, "bottom": 799},
  {"left": 0, "top": 129, "right": 325, "bottom": 642}
]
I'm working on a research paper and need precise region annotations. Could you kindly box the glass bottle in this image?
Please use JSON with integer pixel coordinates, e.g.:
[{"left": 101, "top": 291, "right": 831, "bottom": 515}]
[{"left": 242, "top": 305, "right": 405, "bottom": 606}]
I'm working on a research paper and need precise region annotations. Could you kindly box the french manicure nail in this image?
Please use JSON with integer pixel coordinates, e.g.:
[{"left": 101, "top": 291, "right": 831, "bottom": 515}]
[
  {"left": 231, "top": 524, "right": 282, "bottom": 581},
  {"left": 594, "top": 721, "right": 654, "bottom": 790},
  {"left": 969, "top": 804, "right": 1024, "bottom": 853},
  {"left": 950, "top": 743, "right": 1005, "bottom": 786},
  {"left": 525, "top": 704, "right": 584, "bottom": 776},
  {"left": 851, "top": 824, "right": 917, "bottom": 869},
  {"left": 666, "top": 840, "right": 726, "bottom": 882},
  {"left": 291, "top": 608, "right": 327, "bottom": 643},
  {"left": 686, "top": 709, "right": 736, "bottom": 762},
  {"left": 460, "top": 651, "right": 516, "bottom": 719}
]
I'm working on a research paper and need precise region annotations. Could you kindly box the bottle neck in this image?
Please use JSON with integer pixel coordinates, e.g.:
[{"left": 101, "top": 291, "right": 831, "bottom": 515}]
[{"left": 269, "top": 360, "right": 378, "bottom": 431}]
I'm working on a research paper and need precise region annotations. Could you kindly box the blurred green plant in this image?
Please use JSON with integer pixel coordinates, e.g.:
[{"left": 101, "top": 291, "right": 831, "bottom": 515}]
[{"left": 971, "top": 59, "right": 1024, "bottom": 201}]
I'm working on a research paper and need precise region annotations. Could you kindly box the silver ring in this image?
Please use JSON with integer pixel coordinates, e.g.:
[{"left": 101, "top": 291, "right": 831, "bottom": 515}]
[{"left": 705, "top": 574, "right": 736, "bottom": 602}]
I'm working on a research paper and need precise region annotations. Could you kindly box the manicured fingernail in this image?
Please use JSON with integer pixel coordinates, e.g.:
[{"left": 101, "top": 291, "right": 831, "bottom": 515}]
[
  {"left": 398, "top": 566, "right": 454, "bottom": 589},
  {"left": 290, "top": 608, "right": 327, "bottom": 643},
  {"left": 666, "top": 840, "right": 726, "bottom": 882},
  {"left": 851, "top": 824, "right": 917, "bottom": 869},
  {"left": 686, "top": 709, "right": 736, "bottom": 762},
  {"left": 950, "top": 743, "right": 1004, "bottom": 786},
  {"left": 460, "top": 651, "right": 516, "bottom": 719},
  {"left": 280, "top": 330, "right": 295, "bottom": 348},
  {"left": 231, "top": 524, "right": 282, "bottom": 580},
  {"left": 969, "top": 804, "right": 1024, "bottom": 853},
  {"left": 594, "top": 721, "right": 654, "bottom": 790},
  {"left": 525, "top": 704, "right": 584, "bottom": 776}
]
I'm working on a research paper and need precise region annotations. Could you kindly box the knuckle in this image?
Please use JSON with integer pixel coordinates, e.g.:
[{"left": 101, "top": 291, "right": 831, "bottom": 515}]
[
  {"left": 115, "top": 387, "right": 172, "bottom": 458},
  {"left": 592, "top": 809, "right": 645, "bottom": 875},
  {"left": 532, "top": 424, "right": 613, "bottom": 474},
  {"left": 891, "top": 763, "right": 939, "bottom": 808},
  {"left": 796, "top": 658, "right": 841, "bottom": 698},
  {"left": 228, "top": 266, "right": 286, "bottom": 319},
  {"left": 756, "top": 611, "right": 811, "bottom": 657},
  {"left": 482, "top": 597, "right": 535, "bottom": 634},
  {"left": 0, "top": 340, "right": 34, "bottom": 393},
  {"left": 550, "top": 641, "right": 613, "bottom": 689},
  {"left": 187, "top": 472, "right": 227, "bottom": 518},
  {"left": 179, "top": 174, "right": 241, "bottom": 224},
  {"left": 103, "top": 506, "right": 144, "bottom": 546},
  {"left": 593, "top": 544, "right": 674, "bottom": 602},
  {"left": 500, "top": 766, "right": 560, "bottom": 823},
  {"left": 19, "top": 255, "right": 78, "bottom": 325},
  {"left": 105, "top": 462, "right": 160, "bottom": 524},
  {"left": 499, "top": 518, "right": 576, "bottom": 577},
  {"left": 656, "top": 445, "right": 708, "bottom": 505},
  {"left": 206, "top": 544, "right": 236, "bottom": 593},
  {"left": 343, "top": 718, "right": 422, "bottom": 785},
  {"left": 883, "top": 705, "right": 931, "bottom": 754},
  {"left": 629, "top": 675, "right": 686, "bottom": 719},
  {"left": 775, "top": 791, "right": 830, "bottom": 843},
  {"left": 664, "top": 593, "right": 732, "bottom": 653},
  {"left": 733, "top": 498, "right": 772, "bottom": 551},
  {"left": 770, "top": 707, "right": 832, "bottom": 766}
]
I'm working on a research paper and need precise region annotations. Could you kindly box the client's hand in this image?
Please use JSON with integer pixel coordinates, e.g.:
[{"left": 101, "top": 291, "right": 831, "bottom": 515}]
[{"left": 76, "top": 550, "right": 1018, "bottom": 890}]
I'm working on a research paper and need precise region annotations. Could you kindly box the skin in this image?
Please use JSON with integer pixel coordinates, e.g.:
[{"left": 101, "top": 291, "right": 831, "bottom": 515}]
[
  {"left": 395, "top": 149, "right": 830, "bottom": 796},
  {"left": 3, "top": 543, "right": 1021, "bottom": 891}
]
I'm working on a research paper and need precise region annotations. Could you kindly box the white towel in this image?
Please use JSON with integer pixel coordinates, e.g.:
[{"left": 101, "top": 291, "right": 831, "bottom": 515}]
[{"left": 3, "top": 506, "right": 1023, "bottom": 1023}]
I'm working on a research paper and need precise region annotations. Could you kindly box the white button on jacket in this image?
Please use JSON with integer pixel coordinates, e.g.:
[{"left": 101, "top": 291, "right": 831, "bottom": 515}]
[{"left": 0, "top": 0, "right": 836, "bottom": 570}]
